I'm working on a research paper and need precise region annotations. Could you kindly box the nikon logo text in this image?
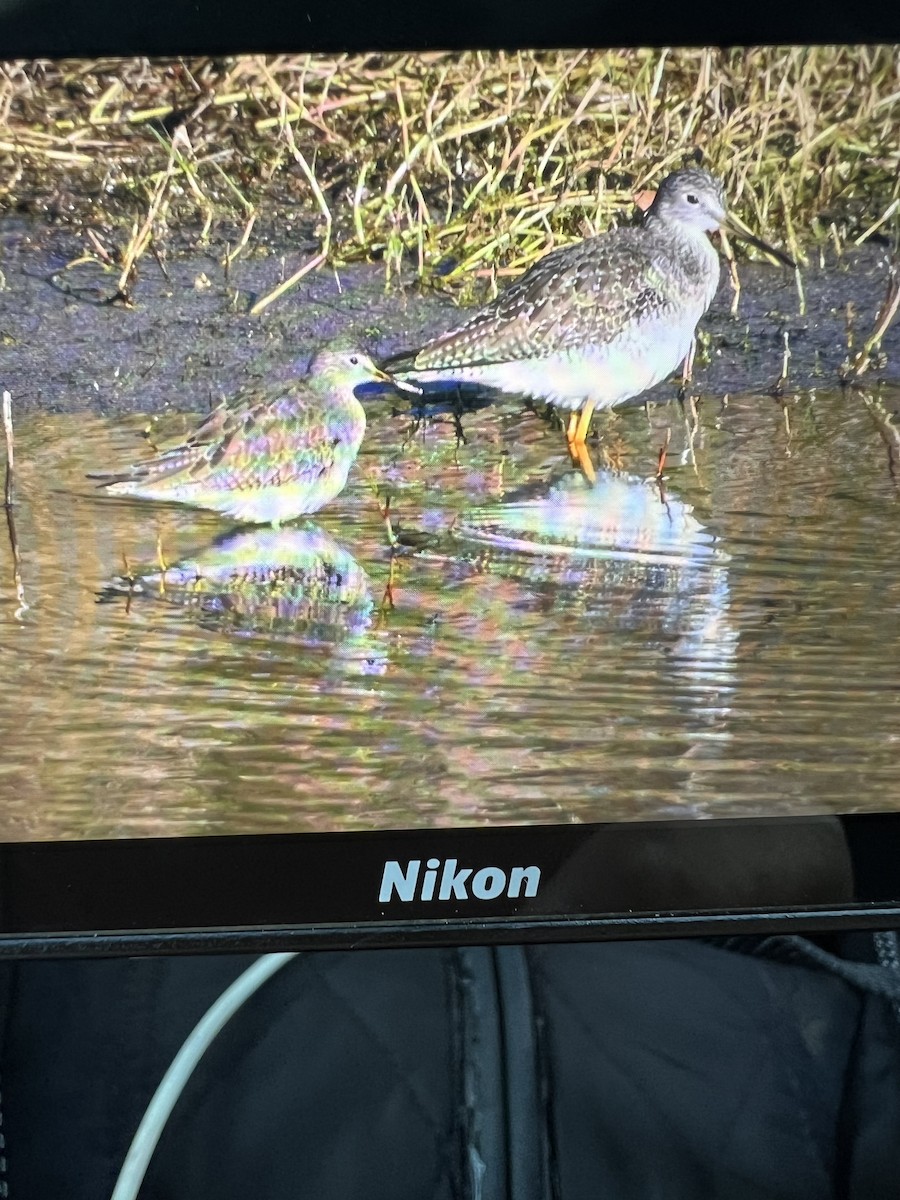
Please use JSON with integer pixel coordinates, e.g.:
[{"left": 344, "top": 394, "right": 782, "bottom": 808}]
[{"left": 379, "top": 858, "right": 541, "bottom": 903}]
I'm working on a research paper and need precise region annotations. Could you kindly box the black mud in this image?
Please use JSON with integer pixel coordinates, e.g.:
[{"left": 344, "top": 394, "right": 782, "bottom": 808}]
[{"left": 0, "top": 216, "right": 898, "bottom": 418}]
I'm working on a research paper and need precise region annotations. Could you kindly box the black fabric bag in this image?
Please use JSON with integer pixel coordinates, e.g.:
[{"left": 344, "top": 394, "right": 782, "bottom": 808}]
[{"left": 2, "top": 935, "right": 900, "bottom": 1200}]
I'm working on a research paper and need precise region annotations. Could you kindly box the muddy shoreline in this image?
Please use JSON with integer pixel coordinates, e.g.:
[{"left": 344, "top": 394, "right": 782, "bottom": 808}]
[{"left": 1, "top": 216, "right": 898, "bottom": 419}]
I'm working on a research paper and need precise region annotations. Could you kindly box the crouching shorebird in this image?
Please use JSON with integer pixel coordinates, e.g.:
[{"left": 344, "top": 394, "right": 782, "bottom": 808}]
[
  {"left": 384, "top": 168, "right": 793, "bottom": 473},
  {"left": 88, "top": 348, "right": 419, "bottom": 526}
]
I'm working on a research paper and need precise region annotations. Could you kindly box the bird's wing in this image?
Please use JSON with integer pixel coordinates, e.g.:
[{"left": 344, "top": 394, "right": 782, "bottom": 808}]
[
  {"left": 87, "top": 388, "right": 336, "bottom": 492},
  {"left": 408, "top": 233, "right": 670, "bottom": 370},
  {"left": 195, "top": 391, "right": 350, "bottom": 491},
  {"left": 85, "top": 393, "right": 248, "bottom": 485}
]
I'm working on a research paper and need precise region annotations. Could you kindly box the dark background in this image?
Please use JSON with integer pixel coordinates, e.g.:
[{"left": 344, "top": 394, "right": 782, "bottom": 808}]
[
  {"left": 2, "top": 0, "right": 900, "bottom": 952},
  {"left": 0, "top": 0, "right": 898, "bottom": 58}
]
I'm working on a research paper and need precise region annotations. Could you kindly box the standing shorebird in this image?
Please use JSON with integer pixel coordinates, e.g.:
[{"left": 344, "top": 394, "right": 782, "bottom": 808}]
[
  {"left": 88, "top": 348, "right": 418, "bottom": 526},
  {"left": 384, "top": 168, "right": 793, "bottom": 469}
]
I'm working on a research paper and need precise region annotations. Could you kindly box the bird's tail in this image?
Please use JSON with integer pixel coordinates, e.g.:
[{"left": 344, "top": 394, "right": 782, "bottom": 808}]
[
  {"left": 86, "top": 442, "right": 192, "bottom": 489},
  {"left": 85, "top": 467, "right": 144, "bottom": 489}
]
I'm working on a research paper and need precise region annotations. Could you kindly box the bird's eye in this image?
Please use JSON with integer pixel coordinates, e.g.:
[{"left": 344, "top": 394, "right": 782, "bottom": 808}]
[
  {"left": 349, "top": 355, "right": 359, "bottom": 365},
  {"left": 686, "top": 194, "right": 699, "bottom": 205}
]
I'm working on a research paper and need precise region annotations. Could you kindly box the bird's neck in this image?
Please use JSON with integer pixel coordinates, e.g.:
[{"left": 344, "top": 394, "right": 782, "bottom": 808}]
[{"left": 644, "top": 211, "right": 717, "bottom": 254}]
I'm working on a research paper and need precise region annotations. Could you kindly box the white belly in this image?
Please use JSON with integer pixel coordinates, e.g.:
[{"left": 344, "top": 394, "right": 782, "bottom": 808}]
[{"left": 408, "top": 315, "right": 700, "bottom": 412}]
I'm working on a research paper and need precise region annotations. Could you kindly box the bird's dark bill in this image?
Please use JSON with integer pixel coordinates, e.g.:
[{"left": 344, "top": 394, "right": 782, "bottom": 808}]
[{"left": 723, "top": 218, "right": 795, "bottom": 268}]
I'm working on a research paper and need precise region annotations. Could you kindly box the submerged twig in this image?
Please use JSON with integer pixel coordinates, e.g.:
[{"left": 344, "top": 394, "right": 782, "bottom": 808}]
[
  {"left": 781, "top": 402, "right": 792, "bottom": 448},
  {"left": 115, "top": 549, "right": 139, "bottom": 615},
  {"left": 3, "top": 389, "right": 28, "bottom": 615},
  {"left": 378, "top": 550, "right": 399, "bottom": 616},
  {"left": 223, "top": 211, "right": 258, "bottom": 280},
  {"left": 771, "top": 363, "right": 793, "bottom": 455},
  {"left": 679, "top": 391, "right": 702, "bottom": 472},
  {"left": 450, "top": 407, "right": 468, "bottom": 449},
  {"left": 656, "top": 426, "right": 671, "bottom": 480},
  {"left": 678, "top": 336, "right": 696, "bottom": 400},
  {"left": 156, "top": 531, "right": 170, "bottom": 597},
  {"left": 3, "top": 389, "right": 14, "bottom": 511}
]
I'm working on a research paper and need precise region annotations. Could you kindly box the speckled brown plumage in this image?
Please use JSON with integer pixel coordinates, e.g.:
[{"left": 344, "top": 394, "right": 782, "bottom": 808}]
[{"left": 385, "top": 169, "right": 790, "bottom": 432}]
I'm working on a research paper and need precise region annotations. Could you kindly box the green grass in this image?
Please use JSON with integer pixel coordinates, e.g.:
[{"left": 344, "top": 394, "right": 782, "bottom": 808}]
[{"left": 1, "top": 49, "right": 898, "bottom": 302}]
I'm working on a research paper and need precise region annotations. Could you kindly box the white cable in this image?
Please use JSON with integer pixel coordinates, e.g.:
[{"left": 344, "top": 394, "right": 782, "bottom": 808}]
[{"left": 111, "top": 951, "right": 297, "bottom": 1200}]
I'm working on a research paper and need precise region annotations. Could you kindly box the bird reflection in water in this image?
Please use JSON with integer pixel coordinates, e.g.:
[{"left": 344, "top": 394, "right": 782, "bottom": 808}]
[
  {"left": 98, "top": 524, "right": 382, "bottom": 661},
  {"left": 451, "top": 468, "right": 738, "bottom": 718}
]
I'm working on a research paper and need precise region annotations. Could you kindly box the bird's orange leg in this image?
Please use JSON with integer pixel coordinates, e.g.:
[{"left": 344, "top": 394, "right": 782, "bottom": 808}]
[
  {"left": 564, "top": 403, "right": 598, "bottom": 483},
  {"left": 571, "top": 439, "right": 597, "bottom": 485},
  {"left": 573, "top": 401, "right": 597, "bottom": 446}
]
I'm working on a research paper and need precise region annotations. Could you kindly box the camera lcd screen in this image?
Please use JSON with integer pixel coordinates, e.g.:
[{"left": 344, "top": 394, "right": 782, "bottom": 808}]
[{"left": 1, "top": 46, "right": 898, "bottom": 948}]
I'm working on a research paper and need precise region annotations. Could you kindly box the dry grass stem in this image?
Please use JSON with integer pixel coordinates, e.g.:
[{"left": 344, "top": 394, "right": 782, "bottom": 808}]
[
  {"left": 773, "top": 330, "right": 792, "bottom": 395},
  {"left": 249, "top": 250, "right": 327, "bottom": 315},
  {"left": 844, "top": 260, "right": 900, "bottom": 379}
]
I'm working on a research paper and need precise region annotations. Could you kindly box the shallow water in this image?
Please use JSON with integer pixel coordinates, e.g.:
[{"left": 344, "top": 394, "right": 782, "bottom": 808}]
[
  {"left": 1, "top": 374, "right": 899, "bottom": 840},
  {"left": 2, "top": 220, "right": 900, "bottom": 839}
]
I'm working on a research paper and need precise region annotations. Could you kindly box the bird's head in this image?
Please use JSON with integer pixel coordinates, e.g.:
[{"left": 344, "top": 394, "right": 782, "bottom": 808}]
[
  {"left": 308, "top": 347, "right": 421, "bottom": 395},
  {"left": 649, "top": 167, "right": 795, "bottom": 267}
]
